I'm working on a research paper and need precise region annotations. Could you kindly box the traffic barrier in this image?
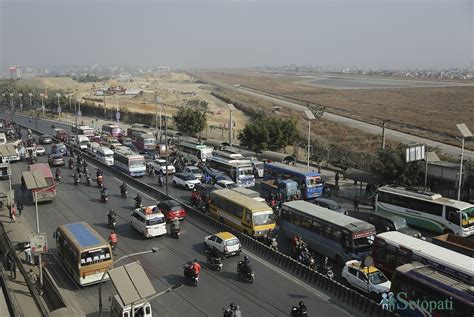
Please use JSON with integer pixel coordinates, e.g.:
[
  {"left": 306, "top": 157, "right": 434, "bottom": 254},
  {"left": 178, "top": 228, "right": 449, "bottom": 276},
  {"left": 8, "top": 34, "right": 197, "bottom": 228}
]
[{"left": 19, "top": 121, "right": 398, "bottom": 317}]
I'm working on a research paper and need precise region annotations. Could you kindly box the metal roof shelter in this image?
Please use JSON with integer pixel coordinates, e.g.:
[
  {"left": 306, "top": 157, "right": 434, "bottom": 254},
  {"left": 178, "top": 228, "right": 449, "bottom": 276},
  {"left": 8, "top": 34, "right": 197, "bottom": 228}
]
[
  {"left": 109, "top": 261, "right": 156, "bottom": 307},
  {"left": 203, "top": 139, "right": 230, "bottom": 149},
  {"left": 258, "top": 151, "right": 296, "bottom": 165}
]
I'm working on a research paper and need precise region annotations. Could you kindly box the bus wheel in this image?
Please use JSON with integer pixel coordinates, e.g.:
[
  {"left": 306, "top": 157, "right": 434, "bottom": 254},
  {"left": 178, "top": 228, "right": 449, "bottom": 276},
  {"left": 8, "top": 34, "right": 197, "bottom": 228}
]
[{"left": 443, "top": 229, "right": 453, "bottom": 235}]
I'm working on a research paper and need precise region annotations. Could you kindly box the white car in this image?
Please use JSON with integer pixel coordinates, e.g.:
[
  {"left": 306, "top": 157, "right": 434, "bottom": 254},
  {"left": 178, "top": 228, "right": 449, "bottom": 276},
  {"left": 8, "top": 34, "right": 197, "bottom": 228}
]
[
  {"left": 341, "top": 260, "right": 391, "bottom": 299},
  {"left": 35, "top": 146, "right": 46, "bottom": 156},
  {"left": 204, "top": 232, "right": 242, "bottom": 257},
  {"left": 149, "top": 159, "right": 175, "bottom": 175},
  {"left": 172, "top": 173, "right": 201, "bottom": 190},
  {"left": 182, "top": 166, "right": 204, "bottom": 180},
  {"left": 215, "top": 179, "right": 238, "bottom": 189}
]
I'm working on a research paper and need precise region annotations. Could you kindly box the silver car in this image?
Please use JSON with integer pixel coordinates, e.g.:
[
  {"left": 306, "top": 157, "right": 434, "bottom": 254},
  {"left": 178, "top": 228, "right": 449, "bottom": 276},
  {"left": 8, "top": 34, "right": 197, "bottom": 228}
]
[{"left": 183, "top": 166, "right": 204, "bottom": 180}]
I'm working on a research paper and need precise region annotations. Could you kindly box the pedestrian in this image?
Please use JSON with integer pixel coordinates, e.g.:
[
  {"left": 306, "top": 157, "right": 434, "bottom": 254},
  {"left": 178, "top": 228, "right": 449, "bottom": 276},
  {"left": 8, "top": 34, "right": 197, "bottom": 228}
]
[
  {"left": 24, "top": 243, "right": 33, "bottom": 264},
  {"left": 353, "top": 196, "right": 360, "bottom": 212},
  {"left": 28, "top": 269, "right": 37, "bottom": 284},
  {"left": 365, "top": 183, "right": 371, "bottom": 197},
  {"left": 7, "top": 253, "right": 16, "bottom": 279},
  {"left": 16, "top": 200, "right": 23, "bottom": 216},
  {"left": 317, "top": 163, "right": 321, "bottom": 173},
  {"left": 335, "top": 172, "right": 340, "bottom": 188},
  {"left": 10, "top": 203, "right": 16, "bottom": 223}
]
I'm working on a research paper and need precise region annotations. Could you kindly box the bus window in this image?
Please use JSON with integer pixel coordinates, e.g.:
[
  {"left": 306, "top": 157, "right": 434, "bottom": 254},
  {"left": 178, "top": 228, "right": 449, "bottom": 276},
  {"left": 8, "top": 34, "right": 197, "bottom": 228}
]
[
  {"left": 300, "top": 215, "right": 312, "bottom": 230},
  {"left": 306, "top": 177, "right": 320, "bottom": 187},
  {"left": 445, "top": 207, "right": 460, "bottom": 225}
]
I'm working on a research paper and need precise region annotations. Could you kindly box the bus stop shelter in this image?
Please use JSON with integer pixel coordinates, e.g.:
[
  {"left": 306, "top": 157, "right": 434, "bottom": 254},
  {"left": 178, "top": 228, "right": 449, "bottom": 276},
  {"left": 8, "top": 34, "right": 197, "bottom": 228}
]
[{"left": 258, "top": 151, "right": 296, "bottom": 165}]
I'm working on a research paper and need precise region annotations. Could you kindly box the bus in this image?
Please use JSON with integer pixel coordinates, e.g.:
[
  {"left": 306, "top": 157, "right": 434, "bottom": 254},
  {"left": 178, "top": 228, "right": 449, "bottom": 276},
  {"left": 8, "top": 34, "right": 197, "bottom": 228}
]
[
  {"left": 279, "top": 200, "right": 376, "bottom": 265},
  {"left": 376, "top": 185, "right": 474, "bottom": 237},
  {"left": 206, "top": 156, "right": 255, "bottom": 187},
  {"left": 54, "top": 222, "right": 113, "bottom": 286},
  {"left": 264, "top": 162, "right": 323, "bottom": 199},
  {"left": 77, "top": 126, "right": 94, "bottom": 138},
  {"left": 113, "top": 146, "right": 146, "bottom": 177},
  {"left": 23, "top": 163, "right": 56, "bottom": 203},
  {"left": 178, "top": 142, "right": 213, "bottom": 162},
  {"left": 132, "top": 133, "right": 156, "bottom": 153},
  {"left": 101, "top": 123, "right": 123, "bottom": 139},
  {"left": 209, "top": 189, "right": 276, "bottom": 237},
  {"left": 372, "top": 231, "right": 473, "bottom": 284},
  {"left": 391, "top": 262, "right": 474, "bottom": 316},
  {"left": 127, "top": 124, "right": 154, "bottom": 140}
]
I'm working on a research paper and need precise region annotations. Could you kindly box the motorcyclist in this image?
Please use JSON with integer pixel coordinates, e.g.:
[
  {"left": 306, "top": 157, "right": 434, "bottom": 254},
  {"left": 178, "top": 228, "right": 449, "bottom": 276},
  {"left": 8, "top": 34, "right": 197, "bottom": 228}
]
[
  {"left": 191, "top": 188, "right": 199, "bottom": 205},
  {"left": 107, "top": 209, "right": 116, "bottom": 225},
  {"left": 82, "top": 162, "right": 88, "bottom": 174},
  {"left": 170, "top": 218, "right": 180, "bottom": 233},
  {"left": 230, "top": 303, "right": 241, "bottom": 317},
  {"left": 108, "top": 230, "right": 118, "bottom": 253},
  {"left": 157, "top": 170, "right": 164, "bottom": 186},
  {"left": 207, "top": 247, "right": 223, "bottom": 266},
  {"left": 134, "top": 193, "right": 142, "bottom": 207},
  {"left": 120, "top": 182, "right": 127, "bottom": 195},
  {"left": 96, "top": 168, "right": 103, "bottom": 178},
  {"left": 73, "top": 172, "right": 80, "bottom": 183},
  {"left": 101, "top": 187, "right": 109, "bottom": 200},
  {"left": 68, "top": 157, "right": 74, "bottom": 169},
  {"left": 192, "top": 259, "right": 201, "bottom": 278},
  {"left": 55, "top": 168, "right": 61, "bottom": 179},
  {"left": 97, "top": 174, "right": 104, "bottom": 188},
  {"left": 76, "top": 165, "right": 82, "bottom": 177},
  {"left": 297, "top": 301, "right": 308, "bottom": 316},
  {"left": 239, "top": 255, "right": 252, "bottom": 275}
]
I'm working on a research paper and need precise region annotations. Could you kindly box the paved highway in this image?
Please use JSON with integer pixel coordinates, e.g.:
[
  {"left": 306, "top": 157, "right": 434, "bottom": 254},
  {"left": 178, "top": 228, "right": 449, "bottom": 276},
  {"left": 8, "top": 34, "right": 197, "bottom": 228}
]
[
  {"left": 5, "top": 114, "right": 358, "bottom": 316},
  {"left": 202, "top": 78, "right": 474, "bottom": 160}
]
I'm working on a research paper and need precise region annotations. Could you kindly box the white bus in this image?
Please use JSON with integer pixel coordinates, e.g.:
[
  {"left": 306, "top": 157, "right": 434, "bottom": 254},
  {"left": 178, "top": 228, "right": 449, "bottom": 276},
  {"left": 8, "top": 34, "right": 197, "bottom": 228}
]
[
  {"left": 77, "top": 126, "right": 95, "bottom": 138},
  {"left": 113, "top": 146, "right": 145, "bottom": 177},
  {"left": 178, "top": 142, "right": 213, "bottom": 162},
  {"left": 376, "top": 185, "right": 474, "bottom": 237},
  {"left": 95, "top": 147, "right": 114, "bottom": 166},
  {"left": 372, "top": 231, "right": 473, "bottom": 285},
  {"left": 206, "top": 156, "right": 255, "bottom": 187}
]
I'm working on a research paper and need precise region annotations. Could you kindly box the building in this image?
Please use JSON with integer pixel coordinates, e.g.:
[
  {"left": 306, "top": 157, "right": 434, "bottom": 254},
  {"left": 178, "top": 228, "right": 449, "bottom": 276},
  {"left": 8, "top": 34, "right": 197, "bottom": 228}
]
[{"left": 124, "top": 89, "right": 143, "bottom": 96}]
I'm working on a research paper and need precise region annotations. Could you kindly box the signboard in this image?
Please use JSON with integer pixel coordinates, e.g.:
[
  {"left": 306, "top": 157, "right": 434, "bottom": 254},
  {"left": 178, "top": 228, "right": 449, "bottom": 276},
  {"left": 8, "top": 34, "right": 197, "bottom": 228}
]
[
  {"left": 57, "top": 106, "right": 62, "bottom": 113},
  {"left": 30, "top": 233, "right": 48, "bottom": 254},
  {"left": 116, "top": 111, "right": 121, "bottom": 120},
  {"left": 77, "top": 110, "right": 82, "bottom": 116},
  {"left": 406, "top": 144, "right": 425, "bottom": 163}
]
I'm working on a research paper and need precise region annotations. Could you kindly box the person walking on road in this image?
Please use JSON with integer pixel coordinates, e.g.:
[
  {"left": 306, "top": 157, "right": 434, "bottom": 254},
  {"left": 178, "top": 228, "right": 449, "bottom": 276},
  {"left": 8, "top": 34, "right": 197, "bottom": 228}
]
[
  {"left": 335, "top": 172, "right": 340, "bottom": 188},
  {"left": 353, "top": 196, "right": 360, "bottom": 212},
  {"left": 17, "top": 200, "right": 23, "bottom": 216},
  {"left": 9, "top": 203, "right": 17, "bottom": 223},
  {"left": 7, "top": 253, "right": 16, "bottom": 279}
]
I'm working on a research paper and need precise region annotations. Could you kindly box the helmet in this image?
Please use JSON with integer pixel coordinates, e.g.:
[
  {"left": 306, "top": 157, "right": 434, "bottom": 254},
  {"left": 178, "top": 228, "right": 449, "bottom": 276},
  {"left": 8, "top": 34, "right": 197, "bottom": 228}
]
[
  {"left": 193, "top": 259, "right": 198, "bottom": 263},
  {"left": 299, "top": 301, "right": 305, "bottom": 307},
  {"left": 193, "top": 188, "right": 197, "bottom": 192},
  {"left": 243, "top": 255, "right": 249, "bottom": 261},
  {"left": 110, "top": 209, "right": 114, "bottom": 213},
  {"left": 230, "top": 303, "right": 236, "bottom": 310}
]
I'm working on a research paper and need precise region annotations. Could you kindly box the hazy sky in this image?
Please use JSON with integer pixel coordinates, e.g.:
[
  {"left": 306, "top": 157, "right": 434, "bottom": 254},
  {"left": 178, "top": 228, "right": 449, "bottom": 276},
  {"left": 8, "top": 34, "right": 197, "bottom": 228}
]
[{"left": 1, "top": 0, "right": 472, "bottom": 69}]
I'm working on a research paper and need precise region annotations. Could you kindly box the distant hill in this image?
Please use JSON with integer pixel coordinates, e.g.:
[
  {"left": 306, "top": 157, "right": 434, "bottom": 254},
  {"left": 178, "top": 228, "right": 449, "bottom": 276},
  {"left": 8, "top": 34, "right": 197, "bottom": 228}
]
[{"left": 15, "top": 77, "right": 79, "bottom": 91}]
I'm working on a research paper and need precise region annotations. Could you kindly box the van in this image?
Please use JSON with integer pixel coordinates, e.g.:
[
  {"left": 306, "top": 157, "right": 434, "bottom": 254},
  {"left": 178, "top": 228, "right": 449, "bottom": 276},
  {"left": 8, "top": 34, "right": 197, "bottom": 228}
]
[
  {"left": 76, "top": 135, "right": 90, "bottom": 150},
  {"left": 110, "top": 295, "right": 152, "bottom": 317},
  {"left": 95, "top": 147, "right": 114, "bottom": 166},
  {"left": 130, "top": 206, "right": 167, "bottom": 238}
]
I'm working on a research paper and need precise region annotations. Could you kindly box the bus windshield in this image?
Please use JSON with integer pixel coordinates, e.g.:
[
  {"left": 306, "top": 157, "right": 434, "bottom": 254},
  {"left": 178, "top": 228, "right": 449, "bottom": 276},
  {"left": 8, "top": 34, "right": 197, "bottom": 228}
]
[
  {"left": 306, "top": 176, "right": 321, "bottom": 187},
  {"left": 461, "top": 207, "right": 474, "bottom": 228},
  {"left": 252, "top": 211, "right": 275, "bottom": 226},
  {"left": 201, "top": 149, "right": 213, "bottom": 159},
  {"left": 104, "top": 154, "right": 113, "bottom": 159},
  {"left": 239, "top": 168, "right": 253, "bottom": 176},
  {"left": 352, "top": 235, "right": 374, "bottom": 252},
  {"left": 368, "top": 271, "right": 388, "bottom": 285},
  {"left": 144, "top": 138, "right": 155, "bottom": 145},
  {"left": 80, "top": 247, "right": 111, "bottom": 266},
  {"left": 130, "top": 159, "right": 144, "bottom": 167}
]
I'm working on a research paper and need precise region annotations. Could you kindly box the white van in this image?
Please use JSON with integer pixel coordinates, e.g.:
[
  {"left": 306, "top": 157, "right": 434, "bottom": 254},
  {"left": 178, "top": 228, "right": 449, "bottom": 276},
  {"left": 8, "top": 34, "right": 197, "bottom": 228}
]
[
  {"left": 0, "top": 133, "right": 6, "bottom": 145},
  {"left": 130, "top": 206, "right": 166, "bottom": 238},
  {"left": 95, "top": 147, "right": 114, "bottom": 166},
  {"left": 87, "top": 142, "right": 100, "bottom": 154},
  {"left": 110, "top": 295, "right": 152, "bottom": 317},
  {"left": 76, "top": 135, "right": 90, "bottom": 150}
]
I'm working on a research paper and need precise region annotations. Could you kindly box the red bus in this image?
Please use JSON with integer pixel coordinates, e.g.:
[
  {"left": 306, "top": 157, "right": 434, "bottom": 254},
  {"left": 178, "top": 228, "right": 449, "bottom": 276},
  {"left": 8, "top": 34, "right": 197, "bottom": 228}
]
[{"left": 102, "top": 124, "right": 123, "bottom": 141}]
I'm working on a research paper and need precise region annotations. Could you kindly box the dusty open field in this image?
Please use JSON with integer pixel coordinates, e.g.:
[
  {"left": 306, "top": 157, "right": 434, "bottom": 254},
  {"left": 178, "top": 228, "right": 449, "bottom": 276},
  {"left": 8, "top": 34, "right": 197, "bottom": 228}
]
[{"left": 199, "top": 71, "right": 474, "bottom": 149}]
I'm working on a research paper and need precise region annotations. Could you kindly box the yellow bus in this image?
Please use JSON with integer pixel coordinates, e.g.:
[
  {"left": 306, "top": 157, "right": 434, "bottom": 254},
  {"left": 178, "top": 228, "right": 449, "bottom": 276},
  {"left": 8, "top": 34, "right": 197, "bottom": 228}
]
[
  {"left": 54, "top": 222, "right": 113, "bottom": 286},
  {"left": 209, "top": 189, "right": 276, "bottom": 237}
]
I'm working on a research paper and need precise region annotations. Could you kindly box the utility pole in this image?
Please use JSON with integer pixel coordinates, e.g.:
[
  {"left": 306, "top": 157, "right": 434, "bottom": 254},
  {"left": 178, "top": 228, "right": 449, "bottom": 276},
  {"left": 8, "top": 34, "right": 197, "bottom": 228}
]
[
  {"left": 227, "top": 104, "right": 236, "bottom": 147},
  {"left": 381, "top": 121, "right": 386, "bottom": 150},
  {"left": 155, "top": 92, "right": 158, "bottom": 141},
  {"left": 164, "top": 112, "right": 169, "bottom": 196}
]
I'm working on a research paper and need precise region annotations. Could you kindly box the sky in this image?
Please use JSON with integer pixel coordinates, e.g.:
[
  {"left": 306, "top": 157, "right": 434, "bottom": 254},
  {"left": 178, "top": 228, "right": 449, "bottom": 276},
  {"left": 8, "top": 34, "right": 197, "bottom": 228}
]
[{"left": 0, "top": 0, "right": 472, "bottom": 69}]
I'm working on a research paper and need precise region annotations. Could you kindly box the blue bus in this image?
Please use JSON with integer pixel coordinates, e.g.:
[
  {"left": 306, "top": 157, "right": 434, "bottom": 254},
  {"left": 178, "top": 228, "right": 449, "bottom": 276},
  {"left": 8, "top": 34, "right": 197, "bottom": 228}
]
[{"left": 264, "top": 162, "right": 323, "bottom": 199}]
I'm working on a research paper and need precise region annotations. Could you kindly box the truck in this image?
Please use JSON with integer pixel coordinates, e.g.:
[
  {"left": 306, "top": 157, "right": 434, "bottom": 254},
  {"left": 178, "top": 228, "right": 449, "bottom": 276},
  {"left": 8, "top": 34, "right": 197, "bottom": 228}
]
[
  {"left": 76, "top": 135, "right": 90, "bottom": 150},
  {"left": 260, "top": 179, "right": 300, "bottom": 201},
  {"left": 431, "top": 233, "right": 474, "bottom": 257},
  {"left": 54, "top": 128, "right": 68, "bottom": 142}
]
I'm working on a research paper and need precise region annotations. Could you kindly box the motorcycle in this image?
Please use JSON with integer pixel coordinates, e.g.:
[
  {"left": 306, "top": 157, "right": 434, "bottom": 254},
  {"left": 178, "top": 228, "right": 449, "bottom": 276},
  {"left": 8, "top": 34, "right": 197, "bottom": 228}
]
[
  {"left": 134, "top": 199, "right": 143, "bottom": 209},
  {"left": 55, "top": 174, "right": 61, "bottom": 182},
  {"left": 74, "top": 175, "right": 80, "bottom": 185},
  {"left": 206, "top": 252, "right": 223, "bottom": 272},
  {"left": 86, "top": 174, "right": 92, "bottom": 186},
  {"left": 108, "top": 216, "right": 116, "bottom": 230},
  {"left": 298, "top": 251, "right": 317, "bottom": 270},
  {"left": 120, "top": 186, "right": 127, "bottom": 198},
  {"left": 110, "top": 243, "right": 117, "bottom": 256},
  {"left": 97, "top": 176, "right": 104, "bottom": 189},
  {"left": 183, "top": 264, "right": 199, "bottom": 286},
  {"left": 170, "top": 226, "right": 181, "bottom": 239},
  {"left": 237, "top": 261, "right": 255, "bottom": 283},
  {"left": 290, "top": 306, "right": 307, "bottom": 317},
  {"left": 101, "top": 190, "right": 109, "bottom": 203},
  {"left": 262, "top": 231, "right": 278, "bottom": 251},
  {"left": 68, "top": 159, "right": 74, "bottom": 169}
]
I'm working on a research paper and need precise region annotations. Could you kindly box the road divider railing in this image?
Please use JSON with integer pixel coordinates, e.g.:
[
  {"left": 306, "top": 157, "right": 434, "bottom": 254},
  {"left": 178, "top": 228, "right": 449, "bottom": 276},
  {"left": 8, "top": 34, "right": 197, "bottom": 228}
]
[
  {"left": 42, "top": 267, "right": 67, "bottom": 312},
  {"left": 21, "top": 121, "right": 396, "bottom": 317}
]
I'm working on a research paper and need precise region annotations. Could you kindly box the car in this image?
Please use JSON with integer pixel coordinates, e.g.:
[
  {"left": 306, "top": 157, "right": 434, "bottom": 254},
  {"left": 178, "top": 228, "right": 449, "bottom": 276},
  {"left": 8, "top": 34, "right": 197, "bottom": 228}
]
[
  {"left": 173, "top": 173, "right": 200, "bottom": 190},
  {"left": 183, "top": 166, "right": 204, "bottom": 180},
  {"left": 341, "top": 260, "right": 391, "bottom": 300},
  {"left": 312, "top": 198, "right": 347, "bottom": 215},
  {"left": 215, "top": 179, "right": 238, "bottom": 190},
  {"left": 204, "top": 232, "right": 242, "bottom": 258},
  {"left": 107, "top": 139, "right": 122, "bottom": 150},
  {"left": 367, "top": 212, "right": 422, "bottom": 238},
  {"left": 149, "top": 159, "right": 175, "bottom": 175},
  {"left": 130, "top": 206, "right": 167, "bottom": 238},
  {"left": 39, "top": 135, "right": 53, "bottom": 144},
  {"left": 48, "top": 154, "right": 65, "bottom": 167},
  {"left": 156, "top": 200, "right": 186, "bottom": 221},
  {"left": 142, "top": 149, "right": 160, "bottom": 160},
  {"left": 35, "top": 146, "right": 46, "bottom": 156},
  {"left": 52, "top": 143, "right": 68, "bottom": 156}
]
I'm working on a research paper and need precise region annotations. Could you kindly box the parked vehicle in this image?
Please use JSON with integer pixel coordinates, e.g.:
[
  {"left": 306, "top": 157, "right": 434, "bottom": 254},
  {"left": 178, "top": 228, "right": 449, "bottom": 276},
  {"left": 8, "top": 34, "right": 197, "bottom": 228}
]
[
  {"left": 312, "top": 198, "right": 347, "bottom": 215},
  {"left": 341, "top": 260, "right": 391, "bottom": 300},
  {"left": 130, "top": 206, "right": 167, "bottom": 238},
  {"left": 173, "top": 173, "right": 201, "bottom": 190},
  {"left": 204, "top": 232, "right": 241, "bottom": 257},
  {"left": 261, "top": 179, "right": 300, "bottom": 201},
  {"left": 156, "top": 200, "right": 186, "bottom": 221}
]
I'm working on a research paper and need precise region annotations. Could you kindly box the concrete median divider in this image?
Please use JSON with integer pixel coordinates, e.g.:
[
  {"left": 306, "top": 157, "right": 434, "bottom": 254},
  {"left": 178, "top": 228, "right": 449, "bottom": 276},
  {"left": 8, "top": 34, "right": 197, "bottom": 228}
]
[{"left": 20, "top": 122, "right": 396, "bottom": 317}]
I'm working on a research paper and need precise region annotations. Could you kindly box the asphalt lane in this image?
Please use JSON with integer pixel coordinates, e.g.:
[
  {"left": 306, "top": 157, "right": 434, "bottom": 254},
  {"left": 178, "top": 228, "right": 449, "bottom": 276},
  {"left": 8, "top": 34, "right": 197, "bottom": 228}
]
[{"left": 5, "top": 114, "right": 357, "bottom": 316}]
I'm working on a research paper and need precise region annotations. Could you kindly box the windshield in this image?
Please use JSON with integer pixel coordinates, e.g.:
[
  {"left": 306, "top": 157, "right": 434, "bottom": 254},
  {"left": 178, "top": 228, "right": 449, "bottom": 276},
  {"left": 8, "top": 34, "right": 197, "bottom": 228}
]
[
  {"left": 327, "top": 203, "right": 340, "bottom": 211},
  {"left": 238, "top": 167, "right": 253, "bottom": 176},
  {"left": 80, "top": 140, "right": 89, "bottom": 145},
  {"left": 252, "top": 211, "right": 275, "bottom": 226},
  {"left": 225, "top": 183, "right": 238, "bottom": 189},
  {"left": 184, "top": 174, "right": 197, "bottom": 181},
  {"left": 105, "top": 154, "right": 113, "bottom": 159},
  {"left": 368, "top": 271, "right": 389, "bottom": 285},
  {"left": 352, "top": 235, "right": 374, "bottom": 252},
  {"left": 146, "top": 217, "right": 165, "bottom": 226},
  {"left": 80, "top": 247, "right": 111, "bottom": 266},
  {"left": 306, "top": 176, "right": 322, "bottom": 187},
  {"left": 111, "top": 128, "right": 121, "bottom": 135},
  {"left": 144, "top": 138, "right": 155, "bottom": 145},
  {"left": 130, "top": 159, "right": 144, "bottom": 167},
  {"left": 254, "top": 163, "right": 264, "bottom": 170},
  {"left": 461, "top": 207, "right": 474, "bottom": 228}
]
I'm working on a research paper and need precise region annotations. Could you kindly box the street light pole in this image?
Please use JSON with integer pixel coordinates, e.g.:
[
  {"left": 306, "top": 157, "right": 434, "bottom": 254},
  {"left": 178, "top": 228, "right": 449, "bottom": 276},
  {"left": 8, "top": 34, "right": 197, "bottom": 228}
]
[
  {"left": 303, "top": 109, "right": 316, "bottom": 171},
  {"left": 227, "top": 104, "right": 236, "bottom": 147},
  {"left": 456, "top": 123, "right": 472, "bottom": 201},
  {"left": 9, "top": 93, "right": 14, "bottom": 121},
  {"left": 18, "top": 93, "right": 23, "bottom": 112},
  {"left": 98, "top": 248, "right": 159, "bottom": 317}
]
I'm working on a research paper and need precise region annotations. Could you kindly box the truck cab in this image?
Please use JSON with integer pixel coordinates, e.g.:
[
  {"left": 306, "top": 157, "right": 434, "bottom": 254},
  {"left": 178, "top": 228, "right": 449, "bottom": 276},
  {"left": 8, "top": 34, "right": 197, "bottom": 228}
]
[
  {"left": 110, "top": 295, "right": 152, "bottom": 317},
  {"left": 261, "top": 179, "right": 300, "bottom": 201}
]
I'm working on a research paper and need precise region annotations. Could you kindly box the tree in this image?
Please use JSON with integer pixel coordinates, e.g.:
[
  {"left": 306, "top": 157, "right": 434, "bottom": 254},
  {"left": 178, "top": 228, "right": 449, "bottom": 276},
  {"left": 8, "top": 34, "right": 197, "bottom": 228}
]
[
  {"left": 238, "top": 117, "right": 300, "bottom": 152},
  {"left": 173, "top": 107, "right": 207, "bottom": 136},
  {"left": 371, "top": 145, "right": 423, "bottom": 187}
]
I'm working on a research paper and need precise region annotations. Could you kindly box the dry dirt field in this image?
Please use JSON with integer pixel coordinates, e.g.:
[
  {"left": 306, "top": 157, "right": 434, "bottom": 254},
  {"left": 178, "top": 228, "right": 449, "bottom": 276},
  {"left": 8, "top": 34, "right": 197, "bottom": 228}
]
[{"left": 200, "top": 71, "right": 474, "bottom": 150}]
